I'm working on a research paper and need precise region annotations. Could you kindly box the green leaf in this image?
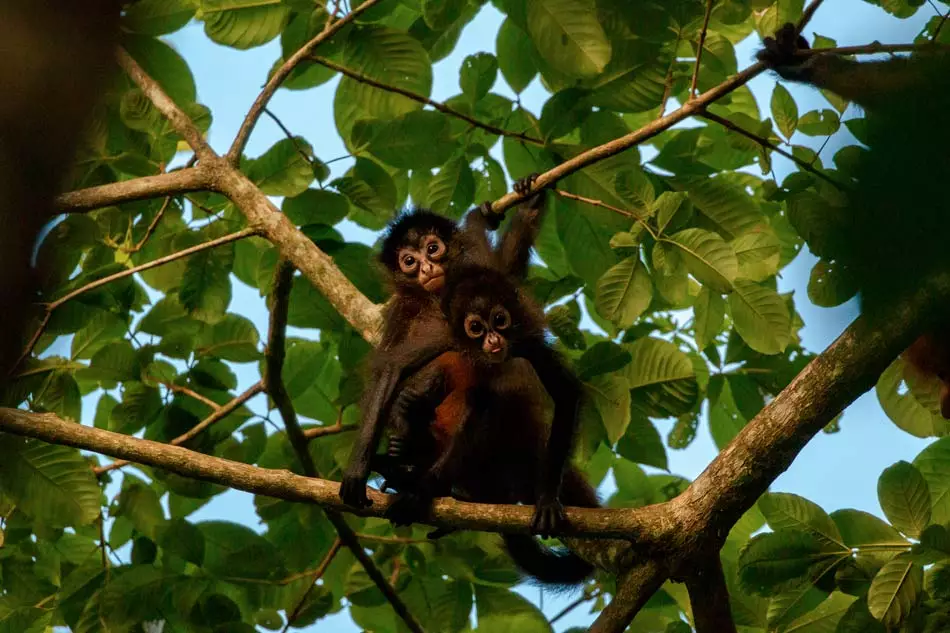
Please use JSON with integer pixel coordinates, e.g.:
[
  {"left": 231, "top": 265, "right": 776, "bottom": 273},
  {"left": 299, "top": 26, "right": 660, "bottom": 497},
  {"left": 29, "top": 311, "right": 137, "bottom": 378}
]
[
  {"left": 422, "top": 0, "right": 468, "bottom": 29},
  {"left": 576, "top": 342, "right": 632, "bottom": 381},
  {"left": 878, "top": 461, "right": 932, "bottom": 539},
  {"left": 808, "top": 259, "right": 858, "bottom": 308},
  {"left": 71, "top": 312, "right": 129, "bottom": 361},
  {"left": 771, "top": 83, "right": 799, "bottom": 139},
  {"left": 731, "top": 228, "right": 781, "bottom": 282},
  {"left": 496, "top": 19, "right": 537, "bottom": 93},
  {"left": 115, "top": 480, "right": 164, "bottom": 540},
  {"left": 798, "top": 109, "right": 840, "bottom": 136},
  {"left": 866, "top": 558, "right": 922, "bottom": 628},
  {"left": 830, "top": 509, "right": 907, "bottom": 550},
  {"left": 283, "top": 189, "right": 350, "bottom": 227},
  {"left": 738, "top": 529, "right": 842, "bottom": 597},
  {"left": 475, "top": 586, "right": 553, "bottom": 633},
  {"left": 245, "top": 137, "right": 314, "bottom": 197},
  {"left": 623, "top": 337, "right": 699, "bottom": 418},
  {"left": 877, "top": 359, "right": 950, "bottom": 438},
  {"left": 584, "top": 374, "right": 631, "bottom": 444},
  {"left": 428, "top": 157, "right": 475, "bottom": 219},
  {"left": 180, "top": 245, "right": 233, "bottom": 323},
  {"left": 665, "top": 228, "right": 738, "bottom": 293},
  {"left": 546, "top": 302, "right": 586, "bottom": 350},
  {"left": 99, "top": 566, "right": 170, "bottom": 625},
  {"left": 728, "top": 280, "right": 791, "bottom": 355},
  {"left": 36, "top": 371, "right": 82, "bottom": 423},
  {"left": 526, "top": 0, "right": 611, "bottom": 79},
  {"left": 123, "top": 0, "right": 195, "bottom": 35},
  {"left": 199, "top": 521, "right": 287, "bottom": 580},
  {"left": 110, "top": 382, "right": 162, "bottom": 435},
  {"left": 199, "top": 0, "right": 290, "bottom": 49},
  {"left": 359, "top": 111, "right": 458, "bottom": 170},
  {"left": 594, "top": 255, "right": 653, "bottom": 328},
  {"left": 616, "top": 411, "right": 667, "bottom": 470},
  {"left": 693, "top": 286, "right": 725, "bottom": 351},
  {"left": 654, "top": 191, "right": 690, "bottom": 235},
  {"left": 688, "top": 176, "right": 766, "bottom": 238},
  {"left": 460, "top": 52, "right": 498, "bottom": 102},
  {"left": 784, "top": 592, "right": 856, "bottom": 632},
  {"left": 0, "top": 437, "right": 100, "bottom": 527},
  {"left": 161, "top": 519, "right": 205, "bottom": 566},
  {"left": 914, "top": 437, "right": 950, "bottom": 525},
  {"left": 758, "top": 492, "right": 843, "bottom": 548},
  {"left": 122, "top": 34, "right": 196, "bottom": 104},
  {"left": 333, "top": 157, "right": 397, "bottom": 229},
  {"left": 196, "top": 314, "right": 260, "bottom": 362}
]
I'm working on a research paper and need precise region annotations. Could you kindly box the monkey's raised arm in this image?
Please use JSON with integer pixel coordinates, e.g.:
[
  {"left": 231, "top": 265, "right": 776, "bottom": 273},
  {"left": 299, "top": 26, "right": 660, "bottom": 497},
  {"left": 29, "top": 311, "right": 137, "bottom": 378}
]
[
  {"left": 513, "top": 338, "right": 583, "bottom": 536},
  {"left": 498, "top": 174, "right": 548, "bottom": 280}
]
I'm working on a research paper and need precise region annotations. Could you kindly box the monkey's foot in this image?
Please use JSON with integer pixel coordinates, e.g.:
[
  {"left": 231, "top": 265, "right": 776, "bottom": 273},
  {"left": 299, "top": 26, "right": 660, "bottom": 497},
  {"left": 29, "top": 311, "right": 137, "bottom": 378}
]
[
  {"left": 514, "top": 173, "right": 540, "bottom": 197},
  {"left": 530, "top": 497, "right": 566, "bottom": 538},
  {"left": 340, "top": 473, "right": 373, "bottom": 509},
  {"left": 385, "top": 492, "right": 432, "bottom": 527},
  {"left": 478, "top": 200, "right": 503, "bottom": 230}
]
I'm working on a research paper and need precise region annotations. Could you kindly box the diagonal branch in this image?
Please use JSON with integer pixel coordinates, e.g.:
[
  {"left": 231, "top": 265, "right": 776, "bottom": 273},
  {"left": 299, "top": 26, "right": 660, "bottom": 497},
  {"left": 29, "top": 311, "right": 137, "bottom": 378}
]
[
  {"left": 55, "top": 167, "right": 211, "bottom": 214},
  {"left": 700, "top": 110, "right": 847, "bottom": 190},
  {"left": 93, "top": 381, "right": 264, "bottom": 476},
  {"left": 116, "top": 48, "right": 215, "bottom": 160},
  {"left": 687, "top": 555, "right": 737, "bottom": 633},
  {"left": 264, "top": 260, "right": 426, "bottom": 633},
  {"left": 587, "top": 562, "right": 668, "bottom": 633},
  {"left": 307, "top": 55, "right": 545, "bottom": 146},
  {"left": 11, "top": 227, "right": 257, "bottom": 376},
  {"left": 228, "top": 0, "right": 384, "bottom": 164},
  {"left": 689, "top": 0, "right": 715, "bottom": 99},
  {"left": 283, "top": 538, "right": 342, "bottom": 632}
]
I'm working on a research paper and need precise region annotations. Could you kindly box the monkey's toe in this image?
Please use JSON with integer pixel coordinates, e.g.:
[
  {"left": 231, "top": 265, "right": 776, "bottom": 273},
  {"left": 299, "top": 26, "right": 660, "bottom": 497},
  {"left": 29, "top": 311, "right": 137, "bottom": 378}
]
[
  {"left": 530, "top": 499, "right": 566, "bottom": 538},
  {"left": 385, "top": 492, "right": 431, "bottom": 527},
  {"left": 514, "top": 173, "right": 540, "bottom": 196}
]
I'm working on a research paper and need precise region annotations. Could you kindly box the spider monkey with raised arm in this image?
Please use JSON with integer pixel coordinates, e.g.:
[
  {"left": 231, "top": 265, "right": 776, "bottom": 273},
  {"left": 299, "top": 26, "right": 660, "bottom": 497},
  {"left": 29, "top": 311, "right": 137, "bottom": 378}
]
[
  {"left": 339, "top": 176, "right": 571, "bottom": 526},
  {"left": 758, "top": 23, "right": 950, "bottom": 418},
  {"left": 382, "top": 265, "right": 598, "bottom": 584}
]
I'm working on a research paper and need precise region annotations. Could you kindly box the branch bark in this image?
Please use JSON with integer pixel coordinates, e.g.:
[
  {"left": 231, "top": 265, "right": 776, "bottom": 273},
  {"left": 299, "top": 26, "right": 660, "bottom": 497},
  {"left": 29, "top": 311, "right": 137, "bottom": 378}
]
[
  {"left": 587, "top": 562, "right": 667, "bottom": 633},
  {"left": 54, "top": 168, "right": 210, "bottom": 213},
  {"left": 687, "top": 556, "right": 737, "bottom": 633}
]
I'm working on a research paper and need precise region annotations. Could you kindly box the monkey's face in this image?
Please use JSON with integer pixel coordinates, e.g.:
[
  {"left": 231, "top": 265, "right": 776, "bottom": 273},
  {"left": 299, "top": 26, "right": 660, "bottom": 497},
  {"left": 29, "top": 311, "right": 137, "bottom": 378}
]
[
  {"left": 462, "top": 304, "right": 512, "bottom": 364},
  {"left": 396, "top": 233, "right": 448, "bottom": 293}
]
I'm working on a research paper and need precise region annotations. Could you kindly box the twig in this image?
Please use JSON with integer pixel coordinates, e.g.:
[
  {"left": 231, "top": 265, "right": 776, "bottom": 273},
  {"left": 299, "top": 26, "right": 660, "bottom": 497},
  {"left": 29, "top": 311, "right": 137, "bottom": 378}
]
[
  {"left": 308, "top": 56, "right": 545, "bottom": 147},
  {"left": 116, "top": 48, "right": 214, "bottom": 160},
  {"left": 264, "top": 260, "right": 426, "bottom": 633},
  {"left": 55, "top": 167, "right": 210, "bottom": 214},
  {"left": 126, "top": 196, "right": 171, "bottom": 253},
  {"left": 689, "top": 0, "right": 715, "bottom": 99},
  {"left": 10, "top": 228, "right": 256, "bottom": 376},
  {"left": 550, "top": 587, "right": 602, "bottom": 624},
  {"left": 282, "top": 538, "right": 342, "bottom": 632},
  {"left": 935, "top": 8, "right": 950, "bottom": 40},
  {"left": 227, "top": 0, "right": 384, "bottom": 163},
  {"left": 798, "top": 0, "right": 825, "bottom": 32},
  {"left": 658, "top": 48, "right": 677, "bottom": 116},
  {"left": 164, "top": 382, "right": 221, "bottom": 412},
  {"left": 262, "top": 108, "right": 314, "bottom": 165},
  {"left": 802, "top": 42, "right": 950, "bottom": 57},
  {"left": 700, "top": 110, "right": 846, "bottom": 190},
  {"left": 93, "top": 381, "right": 264, "bottom": 475},
  {"left": 356, "top": 534, "right": 428, "bottom": 544},
  {"left": 553, "top": 189, "right": 655, "bottom": 238},
  {"left": 303, "top": 422, "right": 358, "bottom": 440}
]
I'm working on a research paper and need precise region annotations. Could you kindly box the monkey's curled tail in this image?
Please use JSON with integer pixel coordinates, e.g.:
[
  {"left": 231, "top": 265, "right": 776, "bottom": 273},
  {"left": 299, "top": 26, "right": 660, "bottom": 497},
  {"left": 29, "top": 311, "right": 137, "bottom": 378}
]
[{"left": 502, "top": 534, "right": 594, "bottom": 587}]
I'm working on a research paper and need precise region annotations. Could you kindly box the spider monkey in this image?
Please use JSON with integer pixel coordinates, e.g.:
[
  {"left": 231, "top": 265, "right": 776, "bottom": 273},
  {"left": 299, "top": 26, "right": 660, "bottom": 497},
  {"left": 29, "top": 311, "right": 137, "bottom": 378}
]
[
  {"left": 759, "top": 23, "right": 950, "bottom": 419},
  {"left": 339, "top": 177, "right": 579, "bottom": 535},
  {"left": 382, "top": 265, "right": 599, "bottom": 584}
]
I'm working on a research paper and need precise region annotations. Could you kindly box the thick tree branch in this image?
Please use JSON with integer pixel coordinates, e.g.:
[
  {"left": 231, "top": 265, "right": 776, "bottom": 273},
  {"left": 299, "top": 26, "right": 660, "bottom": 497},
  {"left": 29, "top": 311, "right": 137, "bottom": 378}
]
[
  {"left": 227, "top": 0, "right": 384, "bottom": 163},
  {"left": 687, "top": 556, "right": 737, "bottom": 633},
  {"left": 264, "top": 261, "right": 425, "bottom": 633},
  {"left": 587, "top": 562, "right": 667, "bottom": 633},
  {"left": 0, "top": 407, "right": 665, "bottom": 539},
  {"left": 55, "top": 168, "right": 211, "bottom": 213},
  {"left": 308, "top": 55, "right": 544, "bottom": 146}
]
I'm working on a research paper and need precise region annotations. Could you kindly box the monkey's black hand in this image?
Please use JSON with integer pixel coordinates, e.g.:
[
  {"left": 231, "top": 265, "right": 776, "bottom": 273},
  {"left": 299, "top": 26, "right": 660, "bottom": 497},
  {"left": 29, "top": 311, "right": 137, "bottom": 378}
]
[
  {"left": 385, "top": 491, "right": 432, "bottom": 527},
  {"left": 339, "top": 466, "right": 373, "bottom": 509},
  {"left": 756, "top": 23, "right": 813, "bottom": 81},
  {"left": 478, "top": 201, "right": 504, "bottom": 230},
  {"left": 531, "top": 494, "right": 566, "bottom": 538}
]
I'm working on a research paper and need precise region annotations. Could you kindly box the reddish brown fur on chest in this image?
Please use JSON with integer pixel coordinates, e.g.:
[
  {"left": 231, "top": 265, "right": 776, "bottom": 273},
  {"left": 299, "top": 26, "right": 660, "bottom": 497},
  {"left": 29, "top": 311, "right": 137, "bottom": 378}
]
[{"left": 431, "top": 352, "right": 478, "bottom": 449}]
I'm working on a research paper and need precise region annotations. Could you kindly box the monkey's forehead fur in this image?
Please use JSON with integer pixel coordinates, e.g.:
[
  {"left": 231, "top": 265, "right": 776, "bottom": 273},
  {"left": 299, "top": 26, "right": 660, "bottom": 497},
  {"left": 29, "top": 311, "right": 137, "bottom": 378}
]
[
  {"left": 379, "top": 209, "right": 458, "bottom": 268},
  {"left": 442, "top": 266, "right": 520, "bottom": 315}
]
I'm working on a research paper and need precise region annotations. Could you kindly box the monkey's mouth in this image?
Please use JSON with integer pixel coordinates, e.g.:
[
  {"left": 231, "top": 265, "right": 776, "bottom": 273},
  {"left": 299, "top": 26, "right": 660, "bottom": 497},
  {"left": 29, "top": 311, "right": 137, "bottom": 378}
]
[{"left": 421, "top": 275, "right": 444, "bottom": 292}]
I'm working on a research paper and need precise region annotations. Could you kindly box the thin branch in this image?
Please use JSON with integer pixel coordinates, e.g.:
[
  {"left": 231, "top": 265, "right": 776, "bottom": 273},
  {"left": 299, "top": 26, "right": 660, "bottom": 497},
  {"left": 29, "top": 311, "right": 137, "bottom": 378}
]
[
  {"left": 263, "top": 108, "right": 314, "bottom": 165},
  {"left": 303, "top": 422, "right": 358, "bottom": 440},
  {"left": 687, "top": 556, "right": 737, "bottom": 633},
  {"left": 164, "top": 382, "right": 222, "bottom": 412},
  {"left": 227, "top": 0, "right": 385, "bottom": 163},
  {"left": 802, "top": 41, "right": 950, "bottom": 57},
  {"left": 282, "top": 538, "right": 342, "bottom": 632},
  {"left": 588, "top": 562, "right": 668, "bottom": 633},
  {"left": 93, "top": 381, "right": 264, "bottom": 475},
  {"left": 308, "top": 55, "right": 545, "bottom": 147},
  {"left": 550, "top": 587, "right": 602, "bottom": 624},
  {"left": 356, "top": 534, "right": 428, "bottom": 544},
  {"left": 126, "top": 196, "right": 171, "bottom": 253},
  {"left": 264, "top": 260, "right": 426, "bottom": 633},
  {"left": 55, "top": 168, "right": 210, "bottom": 214},
  {"left": 116, "top": 48, "right": 215, "bottom": 160},
  {"left": 658, "top": 47, "right": 678, "bottom": 116},
  {"left": 689, "top": 0, "right": 715, "bottom": 99},
  {"left": 700, "top": 110, "right": 846, "bottom": 190},
  {"left": 798, "top": 0, "right": 825, "bottom": 31},
  {"left": 935, "top": 8, "right": 950, "bottom": 40},
  {"left": 554, "top": 189, "right": 655, "bottom": 238},
  {"left": 9, "top": 313, "right": 51, "bottom": 379}
]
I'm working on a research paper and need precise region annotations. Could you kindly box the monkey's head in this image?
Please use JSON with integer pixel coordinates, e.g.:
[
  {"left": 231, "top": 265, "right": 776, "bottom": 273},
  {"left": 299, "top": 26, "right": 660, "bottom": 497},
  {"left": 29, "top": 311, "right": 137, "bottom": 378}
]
[
  {"left": 442, "top": 266, "right": 530, "bottom": 365},
  {"left": 380, "top": 210, "right": 458, "bottom": 294}
]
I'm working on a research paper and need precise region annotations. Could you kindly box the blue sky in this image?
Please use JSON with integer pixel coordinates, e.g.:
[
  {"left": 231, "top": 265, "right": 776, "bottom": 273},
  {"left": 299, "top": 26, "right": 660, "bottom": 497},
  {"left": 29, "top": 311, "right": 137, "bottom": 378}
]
[{"left": 57, "top": 2, "right": 943, "bottom": 630}]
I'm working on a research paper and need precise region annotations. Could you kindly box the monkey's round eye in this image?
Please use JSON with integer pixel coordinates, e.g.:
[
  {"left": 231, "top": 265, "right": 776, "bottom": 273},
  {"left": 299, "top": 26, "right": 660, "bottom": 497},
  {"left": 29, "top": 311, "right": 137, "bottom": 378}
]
[
  {"left": 425, "top": 238, "right": 446, "bottom": 259},
  {"left": 492, "top": 309, "right": 511, "bottom": 330},
  {"left": 398, "top": 252, "right": 418, "bottom": 273},
  {"left": 464, "top": 315, "right": 485, "bottom": 338}
]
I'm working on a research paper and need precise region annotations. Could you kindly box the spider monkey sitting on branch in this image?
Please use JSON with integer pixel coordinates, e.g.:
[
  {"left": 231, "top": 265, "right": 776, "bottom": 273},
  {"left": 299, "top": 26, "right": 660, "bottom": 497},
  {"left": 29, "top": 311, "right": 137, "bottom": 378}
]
[
  {"left": 379, "top": 265, "right": 599, "bottom": 584},
  {"left": 340, "top": 176, "right": 579, "bottom": 535},
  {"left": 758, "top": 23, "right": 950, "bottom": 418}
]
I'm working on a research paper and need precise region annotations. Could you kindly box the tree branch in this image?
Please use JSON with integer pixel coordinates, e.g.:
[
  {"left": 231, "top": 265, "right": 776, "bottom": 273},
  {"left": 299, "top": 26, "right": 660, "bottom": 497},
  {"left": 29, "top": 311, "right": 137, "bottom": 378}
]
[
  {"left": 283, "top": 538, "right": 342, "bottom": 632},
  {"left": 116, "top": 48, "right": 215, "bottom": 160},
  {"left": 264, "top": 260, "right": 426, "bottom": 633},
  {"left": 587, "top": 562, "right": 668, "bottom": 633},
  {"left": 307, "top": 55, "right": 544, "bottom": 146},
  {"left": 689, "top": 0, "right": 715, "bottom": 99},
  {"left": 227, "top": 0, "right": 384, "bottom": 164},
  {"left": 686, "top": 555, "right": 737, "bottom": 633},
  {"left": 55, "top": 168, "right": 211, "bottom": 214}
]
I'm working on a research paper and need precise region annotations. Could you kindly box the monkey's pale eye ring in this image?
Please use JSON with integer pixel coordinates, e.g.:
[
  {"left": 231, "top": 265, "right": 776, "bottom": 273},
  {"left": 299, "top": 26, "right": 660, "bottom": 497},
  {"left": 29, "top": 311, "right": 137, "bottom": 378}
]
[
  {"left": 464, "top": 314, "right": 486, "bottom": 338},
  {"left": 398, "top": 251, "right": 418, "bottom": 273},
  {"left": 424, "top": 236, "right": 446, "bottom": 260}
]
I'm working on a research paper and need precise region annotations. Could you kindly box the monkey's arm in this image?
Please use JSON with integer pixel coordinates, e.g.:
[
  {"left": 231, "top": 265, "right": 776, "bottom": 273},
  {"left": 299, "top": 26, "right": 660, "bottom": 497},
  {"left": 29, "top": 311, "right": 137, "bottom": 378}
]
[
  {"left": 514, "top": 339, "right": 583, "bottom": 536},
  {"left": 758, "top": 22, "right": 944, "bottom": 111},
  {"left": 339, "top": 330, "right": 452, "bottom": 508},
  {"left": 498, "top": 174, "right": 547, "bottom": 280}
]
